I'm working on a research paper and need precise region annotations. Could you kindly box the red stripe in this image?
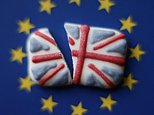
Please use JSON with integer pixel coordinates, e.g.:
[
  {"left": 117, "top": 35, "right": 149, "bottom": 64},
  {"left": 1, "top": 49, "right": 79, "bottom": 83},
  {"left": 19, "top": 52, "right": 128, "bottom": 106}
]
[
  {"left": 32, "top": 53, "right": 62, "bottom": 63},
  {"left": 88, "top": 63, "right": 115, "bottom": 88},
  {"left": 34, "top": 30, "right": 56, "bottom": 46},
  {"left": 72, "top": 50, "right": 125, "bottom": 66},
  {"left": 73, "top": 25, "right": 90, "bottom": 84},
  {"left": 69, "top": 37, "right": 75, "bottom": 45},
  {"left": 72, "top": 50, "right": 78, "bottom": 56},
  {"left": 39, "top": 63, "right": 65, "bottom": 86},
  {"left": 93, "top": 34, "right": 125, "bottom": 50}
]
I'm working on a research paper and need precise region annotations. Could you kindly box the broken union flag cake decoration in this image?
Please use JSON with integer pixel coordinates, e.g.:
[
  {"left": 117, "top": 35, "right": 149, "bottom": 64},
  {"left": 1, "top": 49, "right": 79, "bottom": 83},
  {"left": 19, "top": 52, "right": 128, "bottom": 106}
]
[
  {"left": 65, "top": 23, "right": 127, "bottom": 88},
  {"left": 4, "top": 0, "right": 151, "bottom": 114},
  {"left": 27, "top": 28, "right": 72, "bottom": 86},
  {"left": 27, "top": 23, "right": 127, "bottom": 88}
]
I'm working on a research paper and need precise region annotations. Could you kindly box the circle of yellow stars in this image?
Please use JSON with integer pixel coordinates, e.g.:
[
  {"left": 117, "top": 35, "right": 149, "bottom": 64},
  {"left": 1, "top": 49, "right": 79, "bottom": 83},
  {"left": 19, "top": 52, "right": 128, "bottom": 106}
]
[{"left": 10, "top": 0, "right": 146, "bottom": 114}]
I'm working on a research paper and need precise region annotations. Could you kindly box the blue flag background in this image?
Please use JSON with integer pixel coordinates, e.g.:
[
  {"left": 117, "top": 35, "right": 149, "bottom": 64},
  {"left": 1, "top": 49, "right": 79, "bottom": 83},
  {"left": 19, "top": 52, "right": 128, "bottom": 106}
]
[{"left": 0, "top": 0, "right": 154, "bottom": 114}]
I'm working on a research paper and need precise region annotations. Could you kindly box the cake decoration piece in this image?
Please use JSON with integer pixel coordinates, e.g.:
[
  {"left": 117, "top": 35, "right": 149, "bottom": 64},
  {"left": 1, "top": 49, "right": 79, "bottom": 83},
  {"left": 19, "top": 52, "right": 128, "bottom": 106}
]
[
  {"left": 51, "top": 70, "right": 69, "bottom": 86},
  {"left": 64, "top": 23, "right": 80, "bottom": 39},
  {"left": 64, "top": 23, "right": 127, "bottom": 88},
  {"left": 30, "top": 38, "right": 50, "bottom": 52},
  {"left": 89, "top": 29, "right": 115, "bottom": 44},
  {"left": 101, "top": 66, "right": 123, "bottom": 84},
  {"left": 88, "top": 63, "right": 115, "bottom": 88},
  {"left": 93, "top": 34, "right": 125, "bottom": 51},
  {"left": 27, "top": 28, "right": 72, "bottom": 86},
  {"left": 107, "top": 39, "right": 127, "bottom": 54},
  {"left": 85, "top": 74, "right": 104, "bottom": 88},
  {"left": 32, "top": 62, "right": 57, "bottom": 80}
]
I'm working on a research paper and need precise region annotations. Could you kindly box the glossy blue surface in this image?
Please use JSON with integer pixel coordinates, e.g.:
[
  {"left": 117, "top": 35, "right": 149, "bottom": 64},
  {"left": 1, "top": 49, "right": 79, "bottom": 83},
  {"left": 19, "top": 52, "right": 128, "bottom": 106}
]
[{"left": 0, "top": 0, "right": 154, "bottom": 115}]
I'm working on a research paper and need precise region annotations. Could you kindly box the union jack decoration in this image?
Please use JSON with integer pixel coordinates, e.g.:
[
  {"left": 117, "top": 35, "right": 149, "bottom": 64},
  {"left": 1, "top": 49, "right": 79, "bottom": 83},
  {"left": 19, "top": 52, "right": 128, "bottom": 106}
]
[
  {"left": 27, "top": 23, "right": 127, "bottom": 88},
  {"left": 64, "top": 23, "right": 127, "bottom": 88},
  {"left": 27, "top": 28, "right": 72, "bottom": 86}
]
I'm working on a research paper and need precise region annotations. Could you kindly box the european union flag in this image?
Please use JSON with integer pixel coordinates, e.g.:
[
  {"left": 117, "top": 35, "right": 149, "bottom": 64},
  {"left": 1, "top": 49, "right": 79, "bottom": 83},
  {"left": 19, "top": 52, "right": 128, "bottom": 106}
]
[{"left": 0, "top": 0, "right": 153, "bottom": 114}]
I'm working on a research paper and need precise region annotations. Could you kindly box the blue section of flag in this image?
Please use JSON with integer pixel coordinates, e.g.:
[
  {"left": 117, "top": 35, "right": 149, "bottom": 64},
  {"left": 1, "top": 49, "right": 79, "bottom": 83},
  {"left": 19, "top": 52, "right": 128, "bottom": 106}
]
[{"left": 0, "top": 0, "right": 154, "bottom": 115}]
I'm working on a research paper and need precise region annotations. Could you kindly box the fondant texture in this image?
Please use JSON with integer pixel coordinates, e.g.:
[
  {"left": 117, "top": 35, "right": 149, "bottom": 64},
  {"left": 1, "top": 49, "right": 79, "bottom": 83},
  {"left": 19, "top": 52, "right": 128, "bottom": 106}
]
[
  {"left": 27, "top": 28, "right": 72, "bottom": 86},
  {"left": 64, "top": 23, "right": 127, "bottom": 88},
  {"left": 27, "top": 23, "right": 127, "bottom": 89}
]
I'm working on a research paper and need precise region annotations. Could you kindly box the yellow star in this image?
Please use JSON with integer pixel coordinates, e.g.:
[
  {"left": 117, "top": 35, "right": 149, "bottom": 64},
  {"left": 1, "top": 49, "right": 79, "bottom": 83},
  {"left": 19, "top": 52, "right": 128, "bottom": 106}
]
[
  {"left": 10, "top": 47, "right": 26, "bottom": 64},
  {"left": 18, "top": 18, "right": 35, "bottom": 35},
  {"left": 123, "top": 74, "right": 138, "bottom": 90},
  {"left": 19, "top": 76, "right": 35, "bottom": 92},
  {"left": 129, "top": 44, "right": 145, "bottom": 61},
  {"left": 69, "top": 0, "right": 81, "bottom": 6},
  {"left": 71, "top": 102, "right": 87, "bottom": 115},
  {"left": 100, "top": 94, "right": 117, "bottom": 111},
  {"left": 98, "top": 0, "right": 115, "bottom": 13},
  {"left": 39, "top": 0, "right": 56, "bottom": 14},
  {"left": 120, "top": 16, "right": 137, "bottom": 33},
  {"left": 41, "top": 96, "right": 58, "bottom": 113}
]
